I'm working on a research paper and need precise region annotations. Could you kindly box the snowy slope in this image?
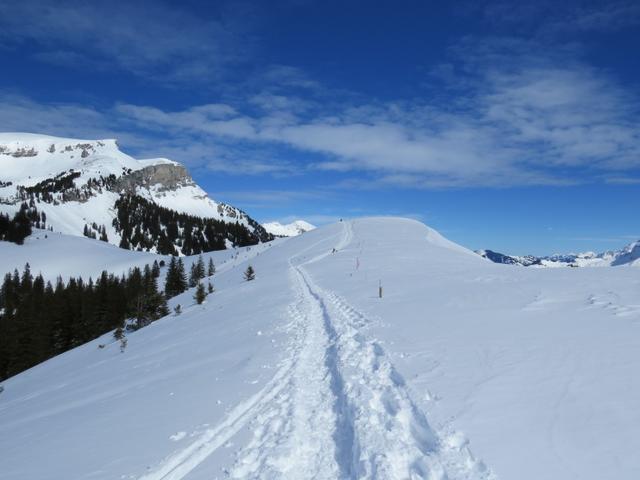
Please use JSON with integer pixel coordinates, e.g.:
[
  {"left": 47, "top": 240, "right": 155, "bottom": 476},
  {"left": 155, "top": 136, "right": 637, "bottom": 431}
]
[
  {"left": 0, "top": 229, "right": 159, "bottom": 282},
  {"left": 2, "top": 218, "right": 640, "bottom": 479},
  {"left": 0, "top": 133, "right": 266, "bottom": 249},
  {"left": 262, "top": 220, "right": 316, "bottom": 237}
]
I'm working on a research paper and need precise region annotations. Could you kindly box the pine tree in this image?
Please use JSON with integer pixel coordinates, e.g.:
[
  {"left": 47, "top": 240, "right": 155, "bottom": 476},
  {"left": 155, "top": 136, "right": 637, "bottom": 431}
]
[
  {"left": 176, "top": 258, "right": 187, "bottom": 293},
  {"left": 152, "top": 260, "right": 160, "bottom": 278},
  {"left": 189, "top": 255, "right": 206, "bottom": 287},
  {"left": 164, "top": 257, "right": 187, "bottom": 298},
  {"left": 164, "top": 256, "right": 178, "bottom": 298},
  {"left": 114, "top": 324, "right": 124, "bottom": 341},
  {"left": 189, "top": 262, "right": 198, "bottom": 287},
  {"left": 244, "top": 265, "right": 256, "bottom": 281},
  {"left": 194, "top": 282, "right": 207, "bottom": 304},
  {"left": 208, "top": 258, "right": 215, "bottom": 276},
  {"left": 196, "top": 255, "right": 205, "bottom": 279}
]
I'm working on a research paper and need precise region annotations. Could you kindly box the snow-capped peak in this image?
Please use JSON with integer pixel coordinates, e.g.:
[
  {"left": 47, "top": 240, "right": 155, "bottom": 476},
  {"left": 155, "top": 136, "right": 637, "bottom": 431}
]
[
  {"left": 0, "top": 132, "right": 271, "bottom": 252},
  {"left": 262, "top": 220, "right": 316, "bottom": 237},
  {"left": 0, "top": 132, "right": 138, "bottom": 185}
]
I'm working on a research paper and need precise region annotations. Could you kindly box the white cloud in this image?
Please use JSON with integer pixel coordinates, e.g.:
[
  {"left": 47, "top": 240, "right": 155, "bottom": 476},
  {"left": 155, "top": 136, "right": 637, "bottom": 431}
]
[
  {"left": 111, "top": 60, "right": 640, "bottom": 186},
  {"left": 2, "top": 30, "right": 640, "bottom": 189}
]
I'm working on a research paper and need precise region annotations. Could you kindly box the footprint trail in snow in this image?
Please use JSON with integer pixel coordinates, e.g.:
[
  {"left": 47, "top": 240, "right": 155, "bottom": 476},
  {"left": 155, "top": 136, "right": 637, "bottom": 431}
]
[
  {"left": 137, "top": 221, "right": 495, "bottom": 480},
  {"left": 231, "top": 221, "right": 495, "bottom": 479}
]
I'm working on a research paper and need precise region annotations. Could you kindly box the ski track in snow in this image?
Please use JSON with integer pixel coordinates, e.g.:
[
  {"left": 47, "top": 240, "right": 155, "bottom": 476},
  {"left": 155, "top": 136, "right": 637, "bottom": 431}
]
[
  {"left": 586, "top": 293, "right": 640, "bottom": 319},
  {"left": 137, "top": 221, "right": 495, "bottom": 479}
]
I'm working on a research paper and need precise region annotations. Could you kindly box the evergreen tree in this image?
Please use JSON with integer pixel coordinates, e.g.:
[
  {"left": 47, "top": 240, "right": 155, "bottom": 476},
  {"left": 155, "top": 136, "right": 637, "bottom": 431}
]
[
  {"left": 176, "top": 258, "right": 188, "bottom": 293},
  {"left": 196, "top": 255, "right": 205, "bottom": 278},
  {"left": 164, "top": 257, "right": 178, "bottom": 298},
  {"left": 189, "top": 255, "right": 206, "bottom": 287},
  {"left": 194, "top": 282, "right": 207, "bottom": 304},
  {"left": 208, "top": 258, "right": 215, "bottom": 276},
  {"left": 189, "top": 262, "right": 198, "bottom": 288},
  {"left": 244, "top": 265, "right": 256, "bottom": 281},
  {"left": 114, "top": 324, "right": 124, "bottom": 341},
  {"left": 164, "top": 257, "right": 187, "bottom": 299},
  {"left": 152, "top": 260, "right": 160, "bottom": 278}
]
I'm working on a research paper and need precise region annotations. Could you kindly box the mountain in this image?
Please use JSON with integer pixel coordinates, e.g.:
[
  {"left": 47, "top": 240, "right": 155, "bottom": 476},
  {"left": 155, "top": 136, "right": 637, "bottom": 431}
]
[
  {"left": 2, "top": 217, "right": 639, "bottom": 480},
  {"left": 475, "top": 249, "right": 542, "bottom": 267},
  {"left": 262, "top": 219, "right": 316, "bottom": 237},
  {"left": 0, "top": 133, "right": 272, "bottom": 254},
  {"left": 477, "top": 239, "right": 640, "bottom": 267}
]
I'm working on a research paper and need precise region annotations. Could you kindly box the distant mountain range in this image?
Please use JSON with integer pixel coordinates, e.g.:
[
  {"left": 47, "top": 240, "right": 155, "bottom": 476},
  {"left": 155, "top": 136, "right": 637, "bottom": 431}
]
[{"left": 477, "top": 239, "right": 640, "bottom": 267}]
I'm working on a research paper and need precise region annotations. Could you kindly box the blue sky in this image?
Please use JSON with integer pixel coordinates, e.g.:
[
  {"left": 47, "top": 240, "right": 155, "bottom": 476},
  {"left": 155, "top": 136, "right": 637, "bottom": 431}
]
[{"left": 0, "top": 0, "right": 639, "bottom": 255}]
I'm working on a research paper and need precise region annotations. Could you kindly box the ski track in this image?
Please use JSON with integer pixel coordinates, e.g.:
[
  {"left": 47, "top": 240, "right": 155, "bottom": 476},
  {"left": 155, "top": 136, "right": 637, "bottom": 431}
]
[{"left": 138, "top": 220, "right": 495, "bottom": 479}]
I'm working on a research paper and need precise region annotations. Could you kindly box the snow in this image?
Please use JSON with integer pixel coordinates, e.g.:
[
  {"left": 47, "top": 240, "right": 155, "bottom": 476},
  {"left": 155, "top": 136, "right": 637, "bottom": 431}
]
[
  {"left": 1, "top": 217, "right": 640, "bottom": 479},
  {"left": 262, "top": 220, "right": 316, "bottom": 237},
  {"left": 0, "top": 229, "right": 159, "bottom": 281}
]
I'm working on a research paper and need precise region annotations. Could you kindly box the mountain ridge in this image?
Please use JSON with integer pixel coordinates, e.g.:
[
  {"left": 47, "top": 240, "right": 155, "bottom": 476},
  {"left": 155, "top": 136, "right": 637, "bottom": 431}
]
[{"left": 477, "top": 239, "right": 640, "bottom": 267}]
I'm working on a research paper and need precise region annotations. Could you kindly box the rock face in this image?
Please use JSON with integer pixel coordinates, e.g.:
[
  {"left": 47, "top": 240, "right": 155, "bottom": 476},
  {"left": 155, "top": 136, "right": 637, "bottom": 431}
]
[{"left": 116, "top": 163, "right": 192, "bottom": 193}]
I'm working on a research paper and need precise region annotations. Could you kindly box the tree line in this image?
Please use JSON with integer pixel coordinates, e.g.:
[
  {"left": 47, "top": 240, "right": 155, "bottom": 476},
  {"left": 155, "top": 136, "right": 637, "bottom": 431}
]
[
  {"left": 113, "top": 194, "right": 272, "bottom": 256},
  {"left": 0, "top": 203, "right": 35, "bottom": 245},
  {"left": 0, "top": 252, "right": 266, "bottom": 381},
  {"left": 0, "top": 261, "right": 168, "bottom": 381}
]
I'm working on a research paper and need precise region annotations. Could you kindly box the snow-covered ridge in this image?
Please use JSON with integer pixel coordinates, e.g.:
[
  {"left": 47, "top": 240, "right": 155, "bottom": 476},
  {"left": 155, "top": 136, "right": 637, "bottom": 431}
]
[
  {"left": 263, "top": 220, "right": 316, "bottom": 237},
  {"left": 0, "top": 133, "right": 268, "bottom": 251},
  {"left": 3, "top": 218, "right": 640, "bottom": 479}
]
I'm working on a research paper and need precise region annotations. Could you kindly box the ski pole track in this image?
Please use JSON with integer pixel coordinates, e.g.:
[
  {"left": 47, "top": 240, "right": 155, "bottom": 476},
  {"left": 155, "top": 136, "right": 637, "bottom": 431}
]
[{"left": 136, "top": 355, "right": 298, "bottom": 480}]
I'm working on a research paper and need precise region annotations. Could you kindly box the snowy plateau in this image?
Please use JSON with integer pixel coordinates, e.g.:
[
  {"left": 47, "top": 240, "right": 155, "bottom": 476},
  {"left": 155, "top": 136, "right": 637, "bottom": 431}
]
[
  {"left": 263, "top": 220, "right": 316, "bottom": 237},
  {"left": 1, "top": 217, "right": 640, "bottom": 480}
]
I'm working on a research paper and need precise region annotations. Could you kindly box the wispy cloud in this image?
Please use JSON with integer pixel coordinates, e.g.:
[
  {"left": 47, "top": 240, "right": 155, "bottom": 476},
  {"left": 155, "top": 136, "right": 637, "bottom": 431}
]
[
  {"left": 0, "top": 0, "right": 252, "bottom": 83},
  {"left": 479, "top": 1, "right": 640, "bottom": 34},
  {"left": 2, "top": 20, "right": 640, "bottom": 189},
  {"left": 111, "top": 45, "right": 640, "bottom": 187}
]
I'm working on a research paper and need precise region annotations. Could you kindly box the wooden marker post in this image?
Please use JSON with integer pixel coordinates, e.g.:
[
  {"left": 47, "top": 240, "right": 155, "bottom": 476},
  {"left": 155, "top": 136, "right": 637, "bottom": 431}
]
[{"left": 379, "top": 280, "right": 383, "bottom": 298}]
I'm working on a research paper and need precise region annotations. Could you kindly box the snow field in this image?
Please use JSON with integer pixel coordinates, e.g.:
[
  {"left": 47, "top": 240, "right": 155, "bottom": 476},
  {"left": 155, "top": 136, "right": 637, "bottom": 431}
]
[{"left": 1, "top": 217, "right": 640, "bottom": 479}]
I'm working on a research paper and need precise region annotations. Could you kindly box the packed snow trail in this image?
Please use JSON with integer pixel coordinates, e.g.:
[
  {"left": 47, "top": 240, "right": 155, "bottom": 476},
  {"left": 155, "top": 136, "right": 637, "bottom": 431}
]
[
  {"left": 136, "top": 220, "right": 493, "bottom": 479},
  {"left": 230, "top": 220, "right": 494, "bottom": 479},
  {"left": 228, "top": 267, "right": 345, "bottom": 479}
]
